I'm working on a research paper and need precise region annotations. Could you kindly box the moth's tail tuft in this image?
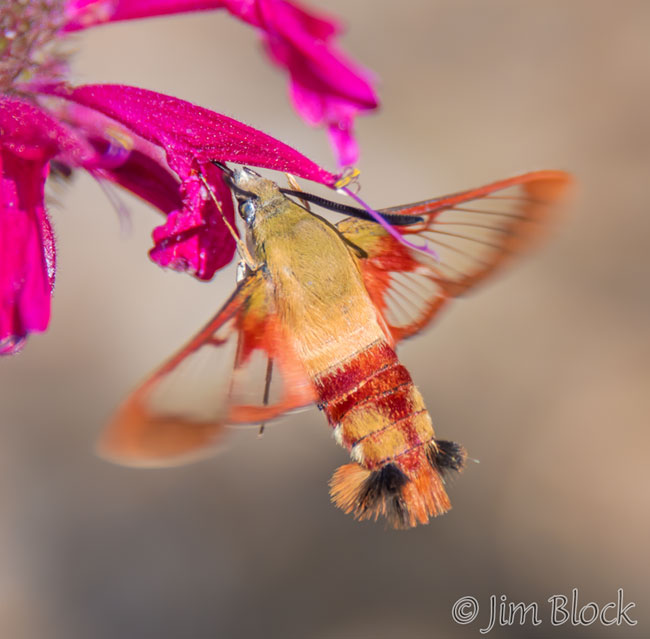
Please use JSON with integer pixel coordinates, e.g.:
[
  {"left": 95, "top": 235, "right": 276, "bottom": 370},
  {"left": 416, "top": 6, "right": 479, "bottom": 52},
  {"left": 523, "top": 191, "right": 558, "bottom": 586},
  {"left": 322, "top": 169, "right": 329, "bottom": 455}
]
[
  {"left": 329, "top": 439, "right": 466, "bottom": 529},
  {"left": 427, "top": 438, "right": 467, "bottom": 478},
  {"left": 330, "top": 462, "right": 411, "bottom": 528}
]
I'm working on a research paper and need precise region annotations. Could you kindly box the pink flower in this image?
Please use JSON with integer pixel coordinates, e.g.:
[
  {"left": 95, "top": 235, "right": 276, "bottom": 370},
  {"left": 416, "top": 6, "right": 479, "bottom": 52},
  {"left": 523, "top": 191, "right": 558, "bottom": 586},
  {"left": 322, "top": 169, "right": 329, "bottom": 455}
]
[
  {"left": 64, "top": 0, "right": 379, "bottom": 167},
  {"left": 0, "top": 99, "right": 90, "bottom": 354},
  {"left": 0, "top": 1, "right": 337, "bottom": 353}
]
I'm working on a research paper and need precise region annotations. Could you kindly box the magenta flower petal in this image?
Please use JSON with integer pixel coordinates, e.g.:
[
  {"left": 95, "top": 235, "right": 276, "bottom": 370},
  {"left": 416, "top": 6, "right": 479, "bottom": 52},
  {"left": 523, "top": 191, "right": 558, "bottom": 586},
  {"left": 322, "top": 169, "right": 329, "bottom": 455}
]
[
  {"left": 150, "top": 162, "right": 236, "bottom": 279},
  {"left": 91, "top": 141, "right": 183, "bottom": 215},
  {"left": 256, "top": 0, "right": 377, "bottom": 107},
  {"left": 47, "top": 84, "right": 337, "bottom": 185},
  {"left": 247, "top": 0, "right": 378, "bottom": 166},
  {"left": 42, "top": 97, "right": 184, "bottom": 214},
  {"left": 327, "top": 120, "right": 358, "bottom": 170},
  {"left": 0, "top": 150, "right": 55, "bottom": 354},
  {"left": 0, "top": 96, "right": 95, "bottom": 168},
  {"left": 0, "top": 96, "right": 95, "bottom": 353},
  {"left": 291, "top": 82, "right": 360, "bottom": 167}
]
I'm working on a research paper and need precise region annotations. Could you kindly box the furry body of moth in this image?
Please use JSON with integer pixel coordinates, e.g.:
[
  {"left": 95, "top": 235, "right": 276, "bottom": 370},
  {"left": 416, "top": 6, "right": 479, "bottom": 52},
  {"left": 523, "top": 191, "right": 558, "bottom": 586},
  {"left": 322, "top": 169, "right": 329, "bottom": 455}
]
[{"left": 249, "top": 175, "right": 465, "bottom": 528}]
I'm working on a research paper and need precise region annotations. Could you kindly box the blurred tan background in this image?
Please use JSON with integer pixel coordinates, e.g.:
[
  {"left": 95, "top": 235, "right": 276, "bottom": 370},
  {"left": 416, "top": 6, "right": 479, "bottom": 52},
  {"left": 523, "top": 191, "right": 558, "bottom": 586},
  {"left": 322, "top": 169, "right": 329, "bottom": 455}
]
[{"left": 1, "top": 1, "right": 649, "bottom": 637}]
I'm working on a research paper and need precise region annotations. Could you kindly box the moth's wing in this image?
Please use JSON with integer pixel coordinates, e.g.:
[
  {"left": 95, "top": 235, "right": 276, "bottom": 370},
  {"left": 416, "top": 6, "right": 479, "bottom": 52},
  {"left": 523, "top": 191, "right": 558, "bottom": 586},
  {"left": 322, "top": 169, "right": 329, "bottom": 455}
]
[
  {"left": 99, "top": 270, "right": 316, "bottom": 467},
  {"left": 337, "top": 171, "right": 572, "bottom": 342}
]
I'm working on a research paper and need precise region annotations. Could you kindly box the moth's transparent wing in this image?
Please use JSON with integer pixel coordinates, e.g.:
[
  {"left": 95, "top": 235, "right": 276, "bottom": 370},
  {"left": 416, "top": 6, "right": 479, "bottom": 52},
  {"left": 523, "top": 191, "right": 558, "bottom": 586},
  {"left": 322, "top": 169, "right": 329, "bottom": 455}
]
[
  {"left": 337, "top": 171, "right": 572, "bottom": 342},
  {"left": 99, "top": 270, "right": 316, "bottom": 467}
]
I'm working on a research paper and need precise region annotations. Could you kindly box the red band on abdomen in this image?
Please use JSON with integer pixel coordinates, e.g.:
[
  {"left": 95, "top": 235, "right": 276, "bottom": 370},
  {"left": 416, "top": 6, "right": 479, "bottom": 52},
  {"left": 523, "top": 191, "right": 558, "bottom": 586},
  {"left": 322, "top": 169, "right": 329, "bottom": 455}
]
[{"left": 314, "top": 340, "right": 398, "bottom": 404}]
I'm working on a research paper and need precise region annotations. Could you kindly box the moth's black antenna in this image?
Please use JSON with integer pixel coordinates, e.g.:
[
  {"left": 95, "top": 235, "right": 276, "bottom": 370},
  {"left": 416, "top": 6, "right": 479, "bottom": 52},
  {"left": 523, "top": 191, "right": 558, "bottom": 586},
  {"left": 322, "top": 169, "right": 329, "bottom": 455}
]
[
  {"left": 280, "top": 188, "right": 423, "bottom": 227},
  {"left": 211, "top": 160, "right": 233, "bottom": 176},
  {"left": 210, "top": 160, "right": 258, "bottom": 199}
]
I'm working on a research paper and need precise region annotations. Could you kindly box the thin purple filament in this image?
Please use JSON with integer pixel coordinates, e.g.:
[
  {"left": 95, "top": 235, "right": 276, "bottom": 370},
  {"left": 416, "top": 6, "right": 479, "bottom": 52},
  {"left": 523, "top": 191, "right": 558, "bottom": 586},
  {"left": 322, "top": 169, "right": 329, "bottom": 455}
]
[{"left": 340, "top": 187, "right": 440, "bottom": 261}]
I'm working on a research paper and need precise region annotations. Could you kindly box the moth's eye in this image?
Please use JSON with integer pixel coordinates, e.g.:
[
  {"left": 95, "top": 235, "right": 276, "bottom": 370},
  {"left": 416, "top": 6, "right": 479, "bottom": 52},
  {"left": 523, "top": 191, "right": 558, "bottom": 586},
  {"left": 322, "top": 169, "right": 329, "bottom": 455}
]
[{"left": 239, "top": 199, "right": 256, "bottom": 223}]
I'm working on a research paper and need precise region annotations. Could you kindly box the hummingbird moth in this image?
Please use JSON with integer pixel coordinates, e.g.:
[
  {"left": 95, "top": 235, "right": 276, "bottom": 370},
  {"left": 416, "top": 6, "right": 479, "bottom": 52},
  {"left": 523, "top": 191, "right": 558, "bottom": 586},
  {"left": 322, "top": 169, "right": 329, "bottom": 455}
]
[{"left": 100, "top": 165, "right": 571, "bottom": 528}]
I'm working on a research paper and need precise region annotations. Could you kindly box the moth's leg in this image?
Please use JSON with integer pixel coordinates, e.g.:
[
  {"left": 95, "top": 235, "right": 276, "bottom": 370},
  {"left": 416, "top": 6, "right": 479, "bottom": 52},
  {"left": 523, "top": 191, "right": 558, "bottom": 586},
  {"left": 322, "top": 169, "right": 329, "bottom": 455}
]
[
  {"left": 285, "top": 174, "right": 311, "bottom": 212},
  {"left": 258, "top": 357, "right": 274, "bottom": 438}
]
